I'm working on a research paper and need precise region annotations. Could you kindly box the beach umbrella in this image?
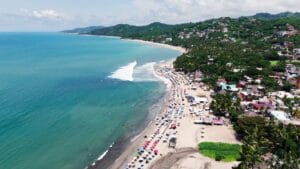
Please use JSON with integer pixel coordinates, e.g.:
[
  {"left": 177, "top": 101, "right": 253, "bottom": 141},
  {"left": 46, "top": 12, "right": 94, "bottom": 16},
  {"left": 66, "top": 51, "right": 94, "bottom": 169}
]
[{"left": 139, "top": 147, "right": 144, "bottom": 153}]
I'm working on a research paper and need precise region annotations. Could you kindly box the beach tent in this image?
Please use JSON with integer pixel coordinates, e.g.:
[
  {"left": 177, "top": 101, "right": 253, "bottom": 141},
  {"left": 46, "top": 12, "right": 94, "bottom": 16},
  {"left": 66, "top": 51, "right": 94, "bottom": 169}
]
[
  {"left": 212, "top": 119, "right": 224, "bottom": 125},
  {"left": 169, "top": 136, "right": 177, "bottom": 148},
  {"left": 195, "top": 96, "right": 208, "bottom": 103},
  {"left": 170, "top": 123, "right": 176, "bottom": 129},
  {"left": 138, "top": 147, "right": 144, "bottom": 153}
]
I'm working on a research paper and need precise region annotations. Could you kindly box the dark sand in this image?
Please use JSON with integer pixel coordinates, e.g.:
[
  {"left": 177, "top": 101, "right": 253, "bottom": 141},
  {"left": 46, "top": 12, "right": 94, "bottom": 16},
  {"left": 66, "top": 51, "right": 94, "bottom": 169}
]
[{"left": 149, "top": 148, "right": 198, "bottom": 169}]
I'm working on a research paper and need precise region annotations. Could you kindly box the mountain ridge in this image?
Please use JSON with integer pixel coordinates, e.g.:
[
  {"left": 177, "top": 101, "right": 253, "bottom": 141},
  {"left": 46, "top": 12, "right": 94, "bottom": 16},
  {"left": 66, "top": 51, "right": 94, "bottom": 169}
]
[{"left": 63, "top": 12, "right": 300, "bottom": 35}]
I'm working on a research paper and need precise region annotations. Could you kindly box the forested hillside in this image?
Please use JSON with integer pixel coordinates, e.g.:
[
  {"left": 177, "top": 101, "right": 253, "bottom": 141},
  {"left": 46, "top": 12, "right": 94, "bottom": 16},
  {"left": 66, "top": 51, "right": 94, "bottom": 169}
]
[{"left": 67, "top": 12, "right": 300, "bottom": 169}]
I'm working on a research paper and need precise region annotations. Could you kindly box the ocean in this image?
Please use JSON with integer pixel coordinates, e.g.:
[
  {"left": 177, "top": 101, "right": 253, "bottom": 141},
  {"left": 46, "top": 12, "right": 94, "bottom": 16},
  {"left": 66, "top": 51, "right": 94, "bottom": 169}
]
[{"left": 0, "top": 32, "right": 181, "bottom": 169}]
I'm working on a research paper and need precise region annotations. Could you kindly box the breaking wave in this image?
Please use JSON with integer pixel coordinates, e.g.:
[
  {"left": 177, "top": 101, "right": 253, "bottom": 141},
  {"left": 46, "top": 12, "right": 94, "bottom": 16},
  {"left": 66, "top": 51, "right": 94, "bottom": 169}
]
[
  {"left": 108, "top": 61, "right": 169, "bottom": 86},
  {"left": 132, "top": 62, "right": 159, "bottom": 82},
  {"left": 108, "top": 61, "right": 137, "bottom": 81}
]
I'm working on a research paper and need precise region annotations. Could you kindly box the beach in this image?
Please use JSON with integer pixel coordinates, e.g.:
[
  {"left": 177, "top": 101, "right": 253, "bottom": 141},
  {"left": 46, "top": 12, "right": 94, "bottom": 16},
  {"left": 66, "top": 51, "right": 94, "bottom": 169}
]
[
  {"left": 103, "top": 57, "right": 240, "bottom": 169},
  {"left": 81, "top": 36, "right": 239, "bottom": 169},
  {"left": 83, "top": 34, "right": 187, "bottom": 54},
  {"left": 123, "top": 39, "right": 187, "bottom": 54}
]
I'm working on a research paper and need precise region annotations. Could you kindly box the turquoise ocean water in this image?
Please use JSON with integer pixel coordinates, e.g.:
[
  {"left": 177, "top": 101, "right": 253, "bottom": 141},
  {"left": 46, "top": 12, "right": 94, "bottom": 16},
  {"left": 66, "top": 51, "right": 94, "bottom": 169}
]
[{"left": 0, "top": 33, "right": 180, "bottom": 169}]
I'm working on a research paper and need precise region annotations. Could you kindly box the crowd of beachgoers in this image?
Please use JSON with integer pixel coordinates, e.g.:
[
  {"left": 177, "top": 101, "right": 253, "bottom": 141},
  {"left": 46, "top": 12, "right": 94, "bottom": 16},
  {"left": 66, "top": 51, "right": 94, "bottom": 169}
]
[{"left": 109, "top": 60, "right": 240, "bottom": 169}]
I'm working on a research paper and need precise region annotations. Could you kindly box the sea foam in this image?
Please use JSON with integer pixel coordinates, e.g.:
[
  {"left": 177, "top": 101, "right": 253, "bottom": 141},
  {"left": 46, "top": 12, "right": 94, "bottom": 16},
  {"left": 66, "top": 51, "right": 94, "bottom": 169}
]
[
  {"left": 133, "top": 62, "right": 171, "bottom": 90},
  {"left": 109, "top": 61, "right": 170, "bottom": 87},
  {"left": 108, "top": 61, "right": 137, "bottom": 81},
  {"left": 133, "top": 62, "right": 159, "bottom": 82}
]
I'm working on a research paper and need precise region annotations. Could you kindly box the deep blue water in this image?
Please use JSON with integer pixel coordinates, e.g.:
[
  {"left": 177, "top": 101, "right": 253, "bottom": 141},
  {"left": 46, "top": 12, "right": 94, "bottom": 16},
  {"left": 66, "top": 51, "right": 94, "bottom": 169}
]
[{"left": 0, "top": 32, "right": 180, "bottom": 169}]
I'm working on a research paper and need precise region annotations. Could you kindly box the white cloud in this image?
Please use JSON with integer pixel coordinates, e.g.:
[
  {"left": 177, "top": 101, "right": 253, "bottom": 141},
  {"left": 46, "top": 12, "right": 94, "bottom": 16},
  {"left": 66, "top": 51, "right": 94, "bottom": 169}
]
[
  {"left": 1, "top": 1, "right": 299, "bottom": 31},
  {"left": 32, "top": 10, "right": 64, "bottom": 19},
  {"left": 19, "top": 9, "right": 66, "bottom": 20},
  {"left": 0, "top": 9, "right": 69, "bottom": 31},
  {"left": 131, "top": 0, "right": 300, "bottom": 24}
]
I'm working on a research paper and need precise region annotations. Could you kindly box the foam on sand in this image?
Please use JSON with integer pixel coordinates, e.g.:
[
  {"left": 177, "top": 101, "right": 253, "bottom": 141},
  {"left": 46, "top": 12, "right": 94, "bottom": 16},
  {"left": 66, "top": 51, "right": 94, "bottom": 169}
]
[{"left": 108, "top": 61, "right": 137, "bottom": 81}]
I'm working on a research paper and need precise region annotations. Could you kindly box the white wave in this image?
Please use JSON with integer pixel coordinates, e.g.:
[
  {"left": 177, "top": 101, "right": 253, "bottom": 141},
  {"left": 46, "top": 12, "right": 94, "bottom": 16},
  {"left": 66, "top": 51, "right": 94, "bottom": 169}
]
[
  {"left": 153, "top": 68, "right": 172, "bottom": 90},
  {"left": 108, "top": 61, "right": 137, "bottom": 81},
  {"left": 132, "top": 62, "right": 172, "bottom": 90},
  {"left": 132, "top": 62, "right": 159, "bottom": 82},
  {"left": 91, "top": 143, "right": 114, "bottom": 166},
  {"left": 109, "top": 61, "right": 171, "bottom": 89}
]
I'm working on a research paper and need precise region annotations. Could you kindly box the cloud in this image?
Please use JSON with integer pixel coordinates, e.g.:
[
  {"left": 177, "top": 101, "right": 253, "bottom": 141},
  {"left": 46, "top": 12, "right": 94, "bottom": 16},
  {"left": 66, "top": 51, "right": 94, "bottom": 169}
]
[
  {"left": 32, "top": 10, "right": 64, "bottom": 19},
  {"left": 131, "top": 0, "right": 300, "bottom": 24},
  {"left": 0, "top": 9, "right": 69, "bottom": 31},
  {"left": 20, "top": 9, "right": 66, "bottom": 20},
  {"left": 1, "top": 1, "right": 299, "bottom": 31}
]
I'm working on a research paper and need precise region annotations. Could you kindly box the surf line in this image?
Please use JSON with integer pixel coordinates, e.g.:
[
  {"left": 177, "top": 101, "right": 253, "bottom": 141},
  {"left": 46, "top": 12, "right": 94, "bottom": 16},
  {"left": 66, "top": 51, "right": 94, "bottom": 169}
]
[{"left": 108, "top": 61, "right": 137, "bottom": 81}]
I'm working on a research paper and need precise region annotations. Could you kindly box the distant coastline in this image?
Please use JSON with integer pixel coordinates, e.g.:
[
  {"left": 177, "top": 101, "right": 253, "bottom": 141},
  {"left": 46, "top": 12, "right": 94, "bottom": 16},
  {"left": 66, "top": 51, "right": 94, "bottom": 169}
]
[
  {"left": 65, "top": 32, "right": 187, "bottom": 54},
  {"left": 122, "top": 38, "right": 187, "bottom": 54}
]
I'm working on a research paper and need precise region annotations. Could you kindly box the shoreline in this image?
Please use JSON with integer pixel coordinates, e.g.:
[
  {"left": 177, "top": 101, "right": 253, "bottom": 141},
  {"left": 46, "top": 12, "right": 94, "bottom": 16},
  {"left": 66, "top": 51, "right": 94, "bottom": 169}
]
[
  {"left": 106, "top": 60, "right": 175, "bottom": 169},
  {"left": 103, "top": 58, "right": 240, "bottom": 169},
  {"left": 122, "top": 38, "right": 187, "bottom": 54},
  {"left": 78, "top": 33, "right": 184, "bottom": 169},
  {"left": 67, "top": 33, "right": 187, "bottom": 54},
  {"left": 86, "top": 83, "right": 170, "bottom": 169},
  {"left": 73, "top": 32, "right": 238, "bottom": 169}
]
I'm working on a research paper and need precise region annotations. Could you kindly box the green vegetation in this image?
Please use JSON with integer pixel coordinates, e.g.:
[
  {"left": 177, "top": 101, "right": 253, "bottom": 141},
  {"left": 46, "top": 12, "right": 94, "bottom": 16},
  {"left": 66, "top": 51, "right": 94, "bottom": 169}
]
[
  {"left": 210, "top": 93, "right": 242, "bottom": 122},
  {"left": 292, "top": 61, "right": 300, "bottom": 69},
  {"left": 81, "top": 14, "right": 299, "bottom": 92},
  {"left": 252, "top": 12, "right": 300, "bottom": 20},
  {"left": 63, "top": 26, "right": 105, "bottom": 34},
  {"left": 270, "top": 60, "right": 279, "bottom": 66},
  {"left": 283, "top": 97, "right": 300, "bottom": 118},
  {"left": 198, "top": 142, "right": 241, "bottom": 162},
  {"left": 68, "top": 12, "right": 300, "bottom": 169},
  {"left": 234, "top": 116, "right": 300, "bottom": 169}
]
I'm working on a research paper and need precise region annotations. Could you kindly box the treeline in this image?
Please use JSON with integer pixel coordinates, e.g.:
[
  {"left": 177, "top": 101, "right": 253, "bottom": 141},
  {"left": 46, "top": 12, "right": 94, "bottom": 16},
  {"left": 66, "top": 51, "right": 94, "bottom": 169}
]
[{"left": 234, "top": 116, "right": 300, "bottom": 169}]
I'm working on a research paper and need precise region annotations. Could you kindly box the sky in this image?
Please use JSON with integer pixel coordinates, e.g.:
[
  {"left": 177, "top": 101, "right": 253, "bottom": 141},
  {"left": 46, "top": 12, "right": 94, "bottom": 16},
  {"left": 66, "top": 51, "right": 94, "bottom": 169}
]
[{"left": 0, "top": 0, "right": 300, "bottom": 31}]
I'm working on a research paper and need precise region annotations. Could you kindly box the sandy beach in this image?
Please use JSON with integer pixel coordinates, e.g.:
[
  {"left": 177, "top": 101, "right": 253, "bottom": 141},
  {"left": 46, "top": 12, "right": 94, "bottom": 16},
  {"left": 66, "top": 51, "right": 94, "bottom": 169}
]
[
  {"left": 123, "top": 39, "right": 187, "bottom": 54},
  {"left": 106, "top": 58, "right": 240, "bottom": 169},
  {"left": 77, "top": 33, "right": 187, "bottom": 54},
  {"left": 78, "top": 35, "right": 239, "bottom": 169}
]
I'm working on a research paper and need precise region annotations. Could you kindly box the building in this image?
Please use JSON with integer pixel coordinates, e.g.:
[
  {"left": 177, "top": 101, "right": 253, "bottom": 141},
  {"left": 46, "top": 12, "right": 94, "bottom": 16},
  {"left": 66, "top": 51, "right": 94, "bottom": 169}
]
[
  {"left": 269, "top": 91, "right": 295, "bottom": 99},
  {"left": 219, "top": 83, "right": 238, "bottom": 92},
  {"left": 293, "top": 48, "right": 300, "bottom": 55},
  {"left": 268, "top": 110, "right": 290, "bottom": 122}
]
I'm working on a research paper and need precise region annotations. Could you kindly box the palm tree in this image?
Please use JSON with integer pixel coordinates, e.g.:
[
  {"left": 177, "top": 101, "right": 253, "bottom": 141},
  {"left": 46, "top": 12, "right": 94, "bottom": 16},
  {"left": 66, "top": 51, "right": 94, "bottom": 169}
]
[{"left": 239, "top": 131, "right": 262, "bottom": 169}]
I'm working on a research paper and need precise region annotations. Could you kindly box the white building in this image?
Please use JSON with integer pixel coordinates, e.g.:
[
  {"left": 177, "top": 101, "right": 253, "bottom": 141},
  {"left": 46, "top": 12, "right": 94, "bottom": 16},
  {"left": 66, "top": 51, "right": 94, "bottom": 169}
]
[
  {"left": 268, "top": 110, "right": 290, "bottom": 122},
  {"left": 293, "top": 48, "right": 300, "bottom": 55},
  {"left": 269, "top": 91, "right": 295, "bottom": 99}
]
